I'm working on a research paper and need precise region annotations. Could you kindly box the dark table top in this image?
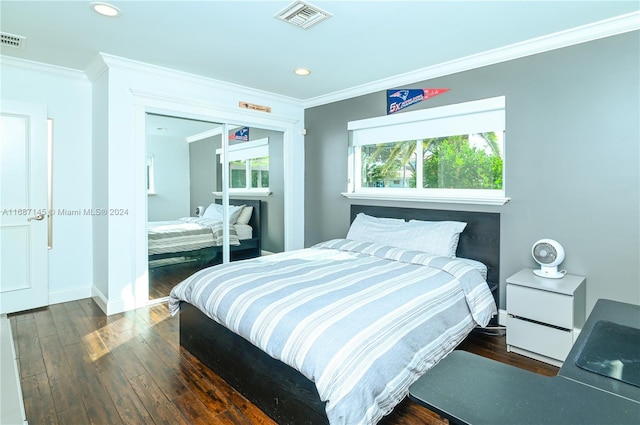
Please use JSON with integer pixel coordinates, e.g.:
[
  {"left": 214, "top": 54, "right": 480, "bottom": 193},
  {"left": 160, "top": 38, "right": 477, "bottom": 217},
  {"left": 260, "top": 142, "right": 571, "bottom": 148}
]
[
  {"left": 559, "top": 299, "right": 640, "bottom": 403},
  {"left": 409, "top": 350, "right": 640, "bottom": 425},
  {"left": 409, "top": 298, "right": 640, "bottom": 425}
]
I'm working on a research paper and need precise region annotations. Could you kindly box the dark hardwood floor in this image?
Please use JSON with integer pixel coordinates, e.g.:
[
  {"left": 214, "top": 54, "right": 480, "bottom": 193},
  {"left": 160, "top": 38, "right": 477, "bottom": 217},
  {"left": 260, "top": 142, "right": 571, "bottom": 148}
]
[
  {"left": 148, "top": 261, "right": 205, "bottom": 300},
  {"left": 10, "top": 298, "right": 558, "bottom": 425}
]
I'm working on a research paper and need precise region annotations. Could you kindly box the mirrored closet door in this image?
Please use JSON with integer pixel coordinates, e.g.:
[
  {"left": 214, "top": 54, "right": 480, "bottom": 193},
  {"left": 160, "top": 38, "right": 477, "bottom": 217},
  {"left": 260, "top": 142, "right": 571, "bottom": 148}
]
[{"left": 146, "top": 113, "right": 284, "bottom": 301}]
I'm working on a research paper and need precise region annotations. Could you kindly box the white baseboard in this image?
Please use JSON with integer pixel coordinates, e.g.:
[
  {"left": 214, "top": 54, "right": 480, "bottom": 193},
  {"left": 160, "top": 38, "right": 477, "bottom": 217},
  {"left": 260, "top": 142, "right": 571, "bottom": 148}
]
[
  {"left": 91, "top": 286, "right": 109, "bottom": 314},
  {"left": 91, "top": 286, "right": 130, "bottom": 316},
  {"left": 48, "top": 285, "right": 93, "bottom": 306}
]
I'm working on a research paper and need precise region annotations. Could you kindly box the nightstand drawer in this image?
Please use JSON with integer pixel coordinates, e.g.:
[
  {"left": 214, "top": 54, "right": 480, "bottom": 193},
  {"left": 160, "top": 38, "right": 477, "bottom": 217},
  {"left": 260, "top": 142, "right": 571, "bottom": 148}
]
[
  {"left": 507, "top": 316, "right": 573, "bottom": 361},
  {"left": 507, "top": 284, "right": 573, "bottom": 328}
]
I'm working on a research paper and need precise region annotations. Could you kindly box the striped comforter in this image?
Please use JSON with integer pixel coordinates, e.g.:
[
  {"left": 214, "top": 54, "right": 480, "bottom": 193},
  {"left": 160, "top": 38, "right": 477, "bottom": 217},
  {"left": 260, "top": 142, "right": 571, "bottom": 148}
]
[
  {"left": 169, "top": 239, "right": 497, "bottom": 424},
  {"left": 148, "top": 217, "right": 240, "bottom": 255}
]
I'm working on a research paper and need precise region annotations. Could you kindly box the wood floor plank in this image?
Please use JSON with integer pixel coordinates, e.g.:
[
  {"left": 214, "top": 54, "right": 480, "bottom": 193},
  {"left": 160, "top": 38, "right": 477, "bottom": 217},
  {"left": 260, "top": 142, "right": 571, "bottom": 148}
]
[
  {"left": 127, "top": 334, "right": 192, "bottom": 401},
  {"left": 20, "top": 372, "right": 58, "bottom": 425},
  {"left": 129, "top": 373, "right": 190, "bottom": 425},
  {"left": 38, "top": 334, "right": 84, "bottom": 415},
  {"left": 172, "top": 388, "right": 225, "bottom": 425},
  {"left": 173, "top": 354, "right": 232, "bottom": 417},
  {"left": 63, "top": 342, "right": 123, "bottom": 425},
  {"left": 55, "top": 405, "right": 91, "bottom": 425},
  {"left": 33, "top": 307, "right": 58, "bottom": 339},
  {"left": 48, "top": 302, "right": 82, "bottom": 346},
  {"left": 97, "top": 363, "right": 155, "bottom": 425},
  {"left": 13, "top": 315, "right": 46, "bottom": 378},
  {"left": 102, "top": 328, "right": 150, "bottom": 380}
]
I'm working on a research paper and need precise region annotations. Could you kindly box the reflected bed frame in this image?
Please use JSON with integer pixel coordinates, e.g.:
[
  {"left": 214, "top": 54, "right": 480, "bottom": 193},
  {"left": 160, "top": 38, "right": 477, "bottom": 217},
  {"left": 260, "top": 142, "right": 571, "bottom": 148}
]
[
  {"left": 178, "top": 205, "right": 500, "bottom": 424},
  {"left": 149, "top": 199, "right": 262, "bottom": 266}
]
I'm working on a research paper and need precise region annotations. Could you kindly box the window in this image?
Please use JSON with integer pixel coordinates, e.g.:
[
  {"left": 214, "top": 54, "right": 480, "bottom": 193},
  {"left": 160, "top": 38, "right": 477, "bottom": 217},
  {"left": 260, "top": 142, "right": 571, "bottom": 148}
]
[
  {"left": 345, "top": 96, "right": 508, "bottom": 205},
  {"left": 217, "top": 138, "right": 269, "bottom": 192}
]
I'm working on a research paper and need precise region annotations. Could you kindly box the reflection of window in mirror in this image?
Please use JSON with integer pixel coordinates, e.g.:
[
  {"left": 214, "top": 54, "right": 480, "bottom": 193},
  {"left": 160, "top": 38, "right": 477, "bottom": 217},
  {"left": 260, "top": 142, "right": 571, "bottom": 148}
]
[
  {"left": 147, "top": 155, "right": 156, "bottom": 195},
  {"left": 217, "top": 138, "right": 269, "bottom": 192}
]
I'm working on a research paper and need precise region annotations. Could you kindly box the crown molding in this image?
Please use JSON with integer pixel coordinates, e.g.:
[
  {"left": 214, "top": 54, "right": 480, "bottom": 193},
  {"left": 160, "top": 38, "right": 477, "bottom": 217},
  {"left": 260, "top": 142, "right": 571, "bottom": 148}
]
[
  {"left": 0, "top": 55, "right": 87, "bottom": 81},
  {"left": 303, "top": 11, "right": 640, "bottom": 109},
  {"left": 96, "top": 53, "right": 304, "bottom": 108},
  {"left": 84, "top": 53, "right": 109, "bottom": 82}
]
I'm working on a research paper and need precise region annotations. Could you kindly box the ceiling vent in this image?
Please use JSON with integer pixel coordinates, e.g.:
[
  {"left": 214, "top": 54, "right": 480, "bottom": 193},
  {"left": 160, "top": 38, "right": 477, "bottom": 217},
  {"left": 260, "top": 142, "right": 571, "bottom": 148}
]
[
  {"left": 1, "top": 32, "right": 26, "bottom": 49},
  {"left": 275, "top": 1, "right": 332, "bottom": 29}
]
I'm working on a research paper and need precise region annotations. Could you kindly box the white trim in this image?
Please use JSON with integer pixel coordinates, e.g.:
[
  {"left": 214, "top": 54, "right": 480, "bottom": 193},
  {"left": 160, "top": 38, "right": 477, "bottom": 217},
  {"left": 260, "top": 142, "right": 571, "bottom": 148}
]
[
  {"left": 348, "top": 96, "right": 505, "bottom": 131},
  {"left": 92, "top": 285, "right": 127, "bottom": 315},
  {"left": 91, "top": 285, "right": 109, "bottom": 314},
  {"left": 0, "top": 55, "right": 88, "bottom": 81},
  {"left": 131, "top": 89, "right": 299, "bottom": 128},
  {"left": 101, "top": 53, "right": 303, "bottom": 107},
  {"left": 48, "top": 285, "right": 92, "bottom": 305},
  {"left": 341, "top": 191, "right": 510, "bottom": 206},
  {"left": 212, "top": 189, "right": 272, "bottom": 197},
  {"left": 303, "top": 12, "right": 640, "bottom": 108},
  {"left": 349, "top": 96, "right": 505, "bottom": 146}
]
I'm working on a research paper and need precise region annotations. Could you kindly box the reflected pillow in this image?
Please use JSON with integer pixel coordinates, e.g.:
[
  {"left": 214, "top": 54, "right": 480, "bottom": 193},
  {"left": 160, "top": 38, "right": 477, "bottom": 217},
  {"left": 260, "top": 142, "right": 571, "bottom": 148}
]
[
  {"left": 203, "top": 203, "right": 245, "bottom": 224},
  {"left": 236, "top": 206, "right": 254, "bottom": 225}
]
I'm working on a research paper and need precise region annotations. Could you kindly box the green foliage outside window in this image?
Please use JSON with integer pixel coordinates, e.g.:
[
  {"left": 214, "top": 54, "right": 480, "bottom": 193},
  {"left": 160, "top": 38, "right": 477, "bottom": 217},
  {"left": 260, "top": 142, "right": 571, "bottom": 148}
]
[{"left": 361, "top": 132, "right": 503, "bottom": 190}]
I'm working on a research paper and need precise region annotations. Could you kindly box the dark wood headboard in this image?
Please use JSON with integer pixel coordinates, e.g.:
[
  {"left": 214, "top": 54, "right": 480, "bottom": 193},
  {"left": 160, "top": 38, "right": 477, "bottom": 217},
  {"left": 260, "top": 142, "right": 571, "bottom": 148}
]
[
  {"left": 216, "top": 198, "right": 261, "bottom": 240},
  {"left": 350, "top": 205, "right": 500, "bottom": 287}
]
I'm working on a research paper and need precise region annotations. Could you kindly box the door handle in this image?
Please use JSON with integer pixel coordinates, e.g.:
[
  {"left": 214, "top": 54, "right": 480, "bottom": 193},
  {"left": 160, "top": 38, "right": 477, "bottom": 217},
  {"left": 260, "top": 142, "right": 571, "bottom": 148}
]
[{"left": 27, "top": 213, "right": 45, "bottom": 221}]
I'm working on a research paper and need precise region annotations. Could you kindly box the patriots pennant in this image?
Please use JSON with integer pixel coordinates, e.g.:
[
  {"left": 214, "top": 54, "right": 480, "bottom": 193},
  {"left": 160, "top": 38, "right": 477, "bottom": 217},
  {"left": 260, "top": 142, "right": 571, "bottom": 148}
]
[
  {"left": 230, "top": 127, "right": 249, "bottom": 141},
  {"left": 387, "top": 88, "right": 450, "bottom": 114}
]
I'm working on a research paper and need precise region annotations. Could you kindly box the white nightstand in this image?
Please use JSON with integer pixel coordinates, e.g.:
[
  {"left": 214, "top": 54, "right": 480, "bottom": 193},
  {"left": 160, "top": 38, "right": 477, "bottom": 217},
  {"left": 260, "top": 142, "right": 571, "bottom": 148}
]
[{"left": 506, "top": 268, "right": 586, "bottom": 367}]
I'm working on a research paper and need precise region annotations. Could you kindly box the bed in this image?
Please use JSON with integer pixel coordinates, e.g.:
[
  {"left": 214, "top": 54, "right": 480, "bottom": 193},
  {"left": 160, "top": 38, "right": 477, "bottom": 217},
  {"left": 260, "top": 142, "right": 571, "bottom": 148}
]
[
  {"left": 169, "top": 205, "right": 500, "bottom": 424},
  {"left": 148, "top": 199, "right": 261, "bottom": 266}
]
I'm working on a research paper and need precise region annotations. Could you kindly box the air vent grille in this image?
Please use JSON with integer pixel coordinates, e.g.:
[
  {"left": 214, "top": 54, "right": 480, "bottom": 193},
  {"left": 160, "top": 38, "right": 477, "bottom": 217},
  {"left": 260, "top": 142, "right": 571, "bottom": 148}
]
[
  {"left": 1, "top": 32, "right": 26, "bottom": 49},
  {"left": 275, "top": 1, "right": 331, "bottom": 29}
]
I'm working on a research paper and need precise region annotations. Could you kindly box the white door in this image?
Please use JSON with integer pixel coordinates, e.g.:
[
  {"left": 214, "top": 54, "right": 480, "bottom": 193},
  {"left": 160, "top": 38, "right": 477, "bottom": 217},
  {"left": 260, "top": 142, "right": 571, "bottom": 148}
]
[{"left": 0, "top": 101, "right": 49, "bottom": 314}]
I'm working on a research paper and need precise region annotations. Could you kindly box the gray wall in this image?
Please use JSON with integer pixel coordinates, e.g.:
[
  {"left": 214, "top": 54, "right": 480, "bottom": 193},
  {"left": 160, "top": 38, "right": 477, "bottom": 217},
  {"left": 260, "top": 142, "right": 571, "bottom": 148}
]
[
  {"left": 304, "top": 31, "right": 640, "bottom": 314},
  {"left": 147, "top": 135, "right": 190, "bottom": 221},
  {"left": 189, "top": 135, "right": 218, "bottom": 216}
]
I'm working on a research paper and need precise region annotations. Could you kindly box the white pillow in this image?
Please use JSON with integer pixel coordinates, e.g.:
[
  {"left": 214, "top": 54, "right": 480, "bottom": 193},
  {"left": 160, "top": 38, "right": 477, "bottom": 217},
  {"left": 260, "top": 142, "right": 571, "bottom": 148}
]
[
  {"left": 402, "top": 220, "right": 467, "bottom": 257},
  {"left": 346, "top": 213, "right": 406, "bottom": 244},
  {"left": 235, "top": 206, "right": 253, "bottom": 225},
  {"left": 202, "top": 203, "right": 245, "bottom": 224}
]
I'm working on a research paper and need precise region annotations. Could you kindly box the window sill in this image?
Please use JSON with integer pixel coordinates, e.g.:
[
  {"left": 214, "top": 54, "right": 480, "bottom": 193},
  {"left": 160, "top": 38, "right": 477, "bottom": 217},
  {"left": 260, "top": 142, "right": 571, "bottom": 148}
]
[
  {"left": 341, "top": 191, "right": 510, "bottom": 206},
  {"left": 212, "top": 189, "right": 272, "bottom": 198}
]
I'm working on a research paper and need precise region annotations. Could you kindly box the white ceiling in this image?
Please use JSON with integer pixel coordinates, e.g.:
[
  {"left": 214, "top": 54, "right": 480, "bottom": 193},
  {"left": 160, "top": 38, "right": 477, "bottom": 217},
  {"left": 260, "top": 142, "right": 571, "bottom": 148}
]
[{"left": 1, "top": 1, "right": 638, "bottom": 102}]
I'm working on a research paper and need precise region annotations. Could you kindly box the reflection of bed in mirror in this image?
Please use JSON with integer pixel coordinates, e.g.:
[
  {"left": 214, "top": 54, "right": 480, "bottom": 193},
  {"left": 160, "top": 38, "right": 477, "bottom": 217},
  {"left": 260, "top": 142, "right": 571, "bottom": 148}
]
[{"left": 148, "top": 199, "right": 261, "bottom": 267}]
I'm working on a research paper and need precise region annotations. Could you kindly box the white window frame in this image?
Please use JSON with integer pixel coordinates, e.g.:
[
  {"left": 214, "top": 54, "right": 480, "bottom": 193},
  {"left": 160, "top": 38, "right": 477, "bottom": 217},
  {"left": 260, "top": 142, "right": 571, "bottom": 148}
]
[
  {"left": 343, "top": 96, "right": 510, "bottom": 205},
  {"left": 216, "top": 137, "right": 271, "bottom": 196}
]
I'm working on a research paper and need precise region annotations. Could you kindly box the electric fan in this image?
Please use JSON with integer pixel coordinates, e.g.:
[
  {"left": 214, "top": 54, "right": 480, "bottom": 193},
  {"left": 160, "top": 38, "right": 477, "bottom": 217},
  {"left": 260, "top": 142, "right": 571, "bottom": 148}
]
[{"left": 531, "top": 239, "right": 566, "bottom": 278}]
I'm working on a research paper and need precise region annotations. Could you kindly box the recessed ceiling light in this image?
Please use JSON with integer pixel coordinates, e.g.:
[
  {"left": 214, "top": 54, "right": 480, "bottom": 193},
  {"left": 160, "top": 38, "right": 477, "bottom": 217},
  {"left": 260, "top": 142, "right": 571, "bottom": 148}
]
[
  {"left": 293, "top": 68, "right": 311, "bottom": 76},
  {"left": 91, "top": 2, "right": 120, "bottom": 17}
]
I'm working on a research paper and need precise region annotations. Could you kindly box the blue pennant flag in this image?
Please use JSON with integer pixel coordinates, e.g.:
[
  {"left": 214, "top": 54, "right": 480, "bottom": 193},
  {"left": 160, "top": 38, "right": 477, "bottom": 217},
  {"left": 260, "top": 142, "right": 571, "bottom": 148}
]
[{"left": 387, "top": 88, "right": 450, "bottom": 114}]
